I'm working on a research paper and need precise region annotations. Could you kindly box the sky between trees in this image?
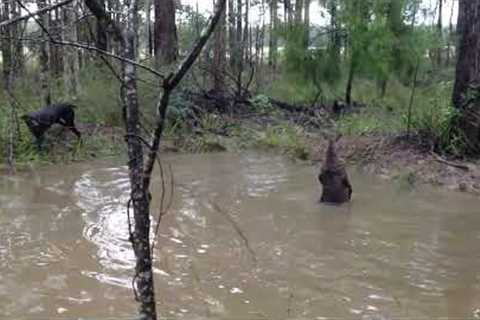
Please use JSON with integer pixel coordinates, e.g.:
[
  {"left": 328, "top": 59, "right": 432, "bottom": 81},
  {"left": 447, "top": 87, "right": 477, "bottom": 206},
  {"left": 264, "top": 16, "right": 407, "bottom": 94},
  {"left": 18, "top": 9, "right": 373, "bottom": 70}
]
[{"left": 182, "top": 0, "right": 458, "bottom": 27}]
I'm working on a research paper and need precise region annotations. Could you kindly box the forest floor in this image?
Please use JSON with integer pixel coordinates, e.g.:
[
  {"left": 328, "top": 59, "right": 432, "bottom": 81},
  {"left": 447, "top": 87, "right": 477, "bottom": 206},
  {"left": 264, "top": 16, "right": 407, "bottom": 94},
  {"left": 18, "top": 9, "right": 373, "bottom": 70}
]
[
  {"left": 8, "top": 100, "right": 480, "bottom": 195},
  {"left": 158, "top": 100, "right": 480, "bottom": 195}
]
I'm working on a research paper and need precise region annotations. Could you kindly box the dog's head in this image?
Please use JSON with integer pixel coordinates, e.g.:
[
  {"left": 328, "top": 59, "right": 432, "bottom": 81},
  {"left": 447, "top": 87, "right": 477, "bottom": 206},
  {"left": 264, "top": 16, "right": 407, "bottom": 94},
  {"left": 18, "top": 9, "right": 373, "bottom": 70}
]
[
  {"left": 21, "top": 115, "right": 46, "bottom": 139},
  {"left": 21, "top": 114, "right": 39, "bottom": 127}
]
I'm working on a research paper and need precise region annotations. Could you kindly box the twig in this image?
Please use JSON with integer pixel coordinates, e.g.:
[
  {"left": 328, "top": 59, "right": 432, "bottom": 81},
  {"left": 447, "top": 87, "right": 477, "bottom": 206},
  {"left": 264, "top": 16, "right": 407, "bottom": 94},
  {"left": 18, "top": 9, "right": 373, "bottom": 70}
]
[
  {"left": 407, "top": 56, "right": 420, "bottom": 138},
  {"left": 430, "top": 152, "right": 470, "bottom": 171},
  {"left": 14, "top": 0, "right": 165, "bottom": 79},
  {"left": 142, "top": 0, "right": 227, "bottom": 191},
  {"left": 210, "top": 200, "right": 257, "bottom": 264},
  {"left": 151, "top": 162, "right": 175, "bottom": 254},
  {"left": 0, "top": 0, "right": 74, "bottom": 28}
]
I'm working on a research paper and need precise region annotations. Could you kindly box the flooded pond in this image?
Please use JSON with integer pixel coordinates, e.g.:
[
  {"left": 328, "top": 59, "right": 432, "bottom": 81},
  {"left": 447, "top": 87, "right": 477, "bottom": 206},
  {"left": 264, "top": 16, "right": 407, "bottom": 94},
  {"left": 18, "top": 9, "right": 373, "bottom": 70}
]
[{"left": 1, "top": 152, "right": 480, "bottom": 319}]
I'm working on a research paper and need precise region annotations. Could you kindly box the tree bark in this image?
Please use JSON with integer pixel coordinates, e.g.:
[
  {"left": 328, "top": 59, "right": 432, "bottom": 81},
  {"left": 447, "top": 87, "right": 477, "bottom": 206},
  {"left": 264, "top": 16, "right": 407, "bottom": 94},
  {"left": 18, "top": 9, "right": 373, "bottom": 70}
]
[
  {"left": 50, "top": 7, "right": 64, "bottom": 76},
  {"left": 303, "top": 0, "right": 310, "bottom": 48},
  {"left": 345, "top": 54, "right": 356, "bottom": 105},
  {"left": 446, "top": 0, "right": 455, "bottom": 66},
  {"left": 145, "top": 0, "right": 153, "bottom": 57},
  {"left": 37, "top": 0, "right": 52, "bottom": 105},
  {"left": 284, "top": 0, "right": 292, "bottom": 25},
  {"left": 95, "top": 0, "right": 107, "bottom": 51},
  {"left": 452, "top": 0, "right": 480, "bottom": 153},
  {"left": 268, "top": 0, "right": 277, "bottom": 68},
  {"left": 228, "top": 0, "right": 236, "bottom": 68},
  {"left": 294, "top": 0, "right": 302, "bottom": 24},
  {"left": 63, "top": 0, "right": 81, "bottom": 97},
  {"left": 121, "top": 0, "right": 157, "bottom": 318},
  {"left": 1, "top": 0, "right": 12, "bottom": 90},
  {"left": 329, "top": 0, "right": 340, "bottom": 59},
  {"left": 436, "top": 0, "right": 443, "bottom": 67},
  {"left": 10, "top": 0, "right": 24, "bottom": 79},
  {"left": 154, "top": 0, "right": 177, "bottom": 66},
  {"left": 213, "top": 0, "right": 226, "bottom": 92},
  {"left": 236, "top": 0, "right": 242, "bottom": 71}
]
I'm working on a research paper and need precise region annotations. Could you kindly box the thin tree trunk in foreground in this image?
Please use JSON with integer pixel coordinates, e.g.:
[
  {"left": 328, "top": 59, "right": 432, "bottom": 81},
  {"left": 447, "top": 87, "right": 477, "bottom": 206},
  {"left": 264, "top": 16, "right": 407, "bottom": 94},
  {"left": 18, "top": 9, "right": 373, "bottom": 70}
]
[{"left": 452, "top": 0, "right": 480, "bottom": 153}]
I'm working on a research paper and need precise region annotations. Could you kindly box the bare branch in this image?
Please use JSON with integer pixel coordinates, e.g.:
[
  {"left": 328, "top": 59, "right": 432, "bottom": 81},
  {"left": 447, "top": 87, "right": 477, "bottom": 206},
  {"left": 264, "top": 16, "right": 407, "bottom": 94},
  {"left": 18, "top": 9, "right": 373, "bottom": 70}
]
[
  {"left": 83, "top": 0, "right": 123, "bottom": 41},
  {"left": 0, "top": 0, "right": 74, "bottom": 28},
  {"left": 210, "top": 201, "right": 257, "bottom": 264},
  {"left": 142, "top": 0, "right": 227, "bottom": 191},
  {"left": 165, "top": 0, "right": 227, "bottom": 90},
  {"left": 13, "top": 0, "right": 165, "bottom": 79}
]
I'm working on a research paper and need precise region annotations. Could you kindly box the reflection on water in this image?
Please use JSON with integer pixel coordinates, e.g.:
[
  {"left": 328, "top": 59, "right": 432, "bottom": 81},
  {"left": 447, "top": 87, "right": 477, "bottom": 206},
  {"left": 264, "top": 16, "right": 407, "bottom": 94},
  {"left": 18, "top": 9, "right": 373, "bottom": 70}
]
[{"left": 1, "top": 152, "right": 480, "bottom": 319}]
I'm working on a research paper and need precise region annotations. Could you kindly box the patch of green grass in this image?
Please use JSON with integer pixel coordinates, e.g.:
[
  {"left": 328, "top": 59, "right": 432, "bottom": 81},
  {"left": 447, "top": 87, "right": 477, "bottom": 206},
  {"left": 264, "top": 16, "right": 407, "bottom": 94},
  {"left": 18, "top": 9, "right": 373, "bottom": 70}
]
[
  {"left": 254, "top": 124, "right": 309, "bottom": 160},
  {"left": 337, "top": 78, "right": 464, "bottom": 154}
]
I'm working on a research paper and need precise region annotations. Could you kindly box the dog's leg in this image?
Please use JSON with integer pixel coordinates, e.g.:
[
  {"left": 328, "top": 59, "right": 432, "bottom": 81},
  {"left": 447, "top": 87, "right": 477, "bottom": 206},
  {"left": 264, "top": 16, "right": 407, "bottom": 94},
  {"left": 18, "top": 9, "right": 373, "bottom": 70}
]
[{"left": 35, "top": 135, "right": 45, "bottom": 151}]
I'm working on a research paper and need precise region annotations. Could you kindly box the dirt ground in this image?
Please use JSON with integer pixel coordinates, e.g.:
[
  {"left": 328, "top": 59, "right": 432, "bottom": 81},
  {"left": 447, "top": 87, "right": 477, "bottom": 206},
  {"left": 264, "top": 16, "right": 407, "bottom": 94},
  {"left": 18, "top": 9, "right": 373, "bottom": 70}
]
[{"left": 309, "top": 133, "right": 480, "bottom": 195}]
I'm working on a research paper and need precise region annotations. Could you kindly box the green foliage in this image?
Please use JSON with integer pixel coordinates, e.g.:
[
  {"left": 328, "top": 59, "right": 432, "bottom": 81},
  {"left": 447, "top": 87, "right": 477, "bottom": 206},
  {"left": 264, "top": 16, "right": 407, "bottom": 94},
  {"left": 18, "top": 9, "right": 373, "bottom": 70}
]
[
  {"left": 338, "top": 78, "right": 465, "bottom": 155},
  {"left": 282, "top": 25, "right": 341, "bottom": 96},
  {"left": 404, "top": 81, "right": 464, "bottom": 154},
  {"left": 255, "top": 124, "right": 309, "bottom": 160},
  {"left": 249, "top": 94, "right": 274, "bottom": 112}
]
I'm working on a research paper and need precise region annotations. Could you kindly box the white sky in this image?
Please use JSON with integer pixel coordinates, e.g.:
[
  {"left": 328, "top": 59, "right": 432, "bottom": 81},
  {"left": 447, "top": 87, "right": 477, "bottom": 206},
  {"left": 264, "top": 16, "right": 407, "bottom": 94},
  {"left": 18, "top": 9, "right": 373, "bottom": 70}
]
[{"left": 181, "top": 0, "right": 458, "bottom": 27}]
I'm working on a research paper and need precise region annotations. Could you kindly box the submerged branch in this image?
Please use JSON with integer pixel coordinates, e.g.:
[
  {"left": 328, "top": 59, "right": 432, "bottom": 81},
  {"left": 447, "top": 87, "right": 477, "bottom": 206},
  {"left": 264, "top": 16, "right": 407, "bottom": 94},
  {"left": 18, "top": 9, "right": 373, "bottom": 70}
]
[{"left": 210, "top": 201, "right": 257, "bottom": 264}]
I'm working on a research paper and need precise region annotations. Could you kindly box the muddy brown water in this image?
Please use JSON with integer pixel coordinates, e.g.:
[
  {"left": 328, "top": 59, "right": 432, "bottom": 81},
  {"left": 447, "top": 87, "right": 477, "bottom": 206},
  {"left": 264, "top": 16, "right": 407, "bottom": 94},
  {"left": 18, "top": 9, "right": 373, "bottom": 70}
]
[{"left": 1, "top": 152, "right": 480, "bottom": 319}]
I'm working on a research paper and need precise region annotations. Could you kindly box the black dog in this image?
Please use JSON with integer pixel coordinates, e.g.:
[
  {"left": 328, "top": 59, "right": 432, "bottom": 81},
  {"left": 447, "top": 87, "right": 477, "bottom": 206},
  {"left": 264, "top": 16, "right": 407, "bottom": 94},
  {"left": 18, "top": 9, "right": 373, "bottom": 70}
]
[{"left": 21, "top": 103, "right": 81, "bottom": 150}]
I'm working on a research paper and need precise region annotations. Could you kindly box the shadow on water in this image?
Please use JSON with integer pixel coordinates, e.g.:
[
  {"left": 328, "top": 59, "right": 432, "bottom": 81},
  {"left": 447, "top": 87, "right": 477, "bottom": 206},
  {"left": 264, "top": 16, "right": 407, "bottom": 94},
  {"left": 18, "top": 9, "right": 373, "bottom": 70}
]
[{"left": 1, "top": 152, "right": 480, "bottom": 319}]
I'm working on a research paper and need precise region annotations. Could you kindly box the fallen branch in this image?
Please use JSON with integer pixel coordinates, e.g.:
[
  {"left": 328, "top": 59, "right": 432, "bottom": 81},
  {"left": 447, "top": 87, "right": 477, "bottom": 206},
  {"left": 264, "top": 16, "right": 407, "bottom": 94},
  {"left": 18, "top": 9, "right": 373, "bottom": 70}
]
[
  {"left": 430, "top": 152, "right": 470, "bottom": 172},
  {"left": 210, "top": 201, "right": 257, "bottom": 264}
]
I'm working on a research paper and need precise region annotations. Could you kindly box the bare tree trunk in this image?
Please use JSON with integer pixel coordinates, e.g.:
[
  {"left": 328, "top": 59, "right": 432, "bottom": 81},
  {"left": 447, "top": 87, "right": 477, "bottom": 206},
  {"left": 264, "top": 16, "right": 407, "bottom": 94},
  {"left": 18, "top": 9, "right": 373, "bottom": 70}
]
[
  {"left": 49, "top": 7, "right": 64, "bottom": 76},
  {"left": 145, "top": 0, "right": 153, "bottom": 57},
  {"left": 10, "top": 0, "right": 24, "bottom": 79},
  {"left": 213, "top": 0, "right": 226, "bottom": 92},
  {"left": 329, "top": 0, "right": 340, "bottom": 59},
  {"left": 436, "top": 0, "right": 443, "bottom": 67},
  {"left": 121, "top": 0, "right": 158, "bottom": 318},
  {"left": 284, "top": 0, "right": 292, "bottom": 25},
  {"left": 228, "top": 0, "right": 236, "bottom": 68},
  {"left": 1, "top": 0, "right": 12, "bottom": 89},
  {"left": 96, "top": 0, "right": 107, "bottom": 51},
  {"left": 303, "top": 0, "right": 310, "bottom": 48},
  {"left": 236, "top": 0, "right": 242, "bottom": 71},
  {"left": 410, "top": 0, "right": 418, "bottom": 27},
  {"left": 294, "top": 0, "right": 303, "bottom": 24},
  {"left": 452, "top": 0, "right": 480, "bottom": 153},
  {"left": 37, "top": 0, "right": 52, "bottom": 105},
  {"left": 154, "top": 0, "right": 177, "bottom": 66},
  {"left": 446, "top": 0, "right": 455, "bottom": 66},
  {"left": 244, "top": 0, "right": 250, "bottom": 63},
  {"left": 268, "top": 0, "right": 277, "bottom": 69},
  {"left": 259, "top": 0, "right": 265, "bottom": 65},
  {"left": 63, "top": 0, "right": 81, "bottom": 97},
  {"left": 345, "top": 52, "right": 357, "bottom": 105}
]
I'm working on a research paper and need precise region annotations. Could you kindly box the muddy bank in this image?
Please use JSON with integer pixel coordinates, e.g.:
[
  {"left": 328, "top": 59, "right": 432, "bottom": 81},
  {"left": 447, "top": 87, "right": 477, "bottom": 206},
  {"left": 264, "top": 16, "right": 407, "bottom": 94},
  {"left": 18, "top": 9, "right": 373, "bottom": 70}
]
[
  {"left": 11, "top": 109, "right": 480, "bottom": 195},
  {"left": 309, "top": 134, "right": 480, "bottom": 195}
]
